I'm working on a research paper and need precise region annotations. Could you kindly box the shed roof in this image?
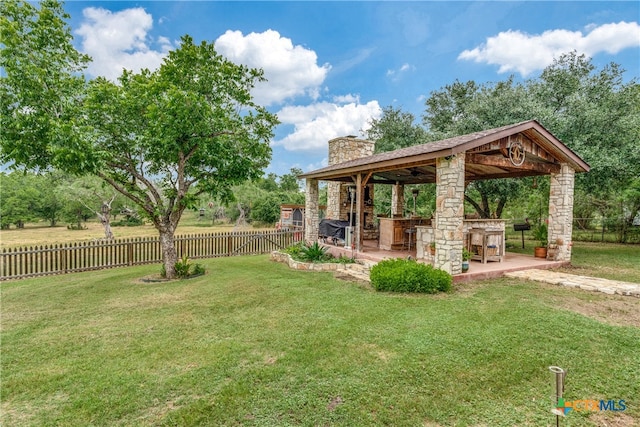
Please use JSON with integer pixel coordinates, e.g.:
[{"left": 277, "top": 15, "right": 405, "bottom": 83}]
[{"left": 300, "top": 120, "right": 590, "bottom": 184}]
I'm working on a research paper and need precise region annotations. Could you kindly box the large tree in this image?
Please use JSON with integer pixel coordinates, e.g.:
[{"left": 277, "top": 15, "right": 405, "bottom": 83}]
[
  {"left": 423, "top": 77, "right": 538, "bottom": 218},
  {"left": 83, "top": 37, "right": 277, "bottom": 277},
  {"left": 1, "top": 0, "right": 278, "bottom": 278},
  {"left": 0, "top": 0, "right": 90, "bottom": 170},
  {"left": 531, "top": 52, "right": 640, "bottom": 223},
  {"left": 423, "top": 56, "right": 639, "bottom": 221}
]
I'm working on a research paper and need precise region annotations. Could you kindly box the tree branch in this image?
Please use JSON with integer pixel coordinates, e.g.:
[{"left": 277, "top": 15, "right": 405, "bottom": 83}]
[{"left": 465, "top": 195, "right": 490, "bottom": 219}]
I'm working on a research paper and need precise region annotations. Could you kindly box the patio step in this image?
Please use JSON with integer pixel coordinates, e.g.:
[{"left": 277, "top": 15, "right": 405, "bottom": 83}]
[{"left": 337, "top": 259, "right": 377, "bottom": 283}]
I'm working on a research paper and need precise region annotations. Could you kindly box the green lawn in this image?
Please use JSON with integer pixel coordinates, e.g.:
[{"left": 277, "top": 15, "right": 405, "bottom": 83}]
[{"left": 2, "top": 256, "right": 638, "bottom": 426}]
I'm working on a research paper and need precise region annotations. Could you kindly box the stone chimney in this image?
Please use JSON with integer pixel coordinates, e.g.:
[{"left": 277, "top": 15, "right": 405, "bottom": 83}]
[{"left": 326, "top": 136, "right": 375, "bottom": 231}]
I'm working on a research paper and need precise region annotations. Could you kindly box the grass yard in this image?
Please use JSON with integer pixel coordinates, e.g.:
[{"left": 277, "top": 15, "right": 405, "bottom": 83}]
[{"left": 2, "top": 256, "right": 638, "bottom": 426}]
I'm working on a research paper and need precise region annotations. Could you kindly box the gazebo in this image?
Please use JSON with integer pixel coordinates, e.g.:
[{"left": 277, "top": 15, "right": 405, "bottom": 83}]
[{"left": 299, "top": 120, "right": 590, "bottom": 275}]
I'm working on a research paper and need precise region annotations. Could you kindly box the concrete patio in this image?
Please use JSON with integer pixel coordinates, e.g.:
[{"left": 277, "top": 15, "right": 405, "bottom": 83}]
[{"left": 323, "top": 239, "right": 567, "bottom": 283}]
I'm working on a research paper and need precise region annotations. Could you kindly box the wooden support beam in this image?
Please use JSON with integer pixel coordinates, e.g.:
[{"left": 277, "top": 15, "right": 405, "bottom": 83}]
[
  {"left": 466, "top": 153, "right": 561, "bottom": 174},
  {"left": 355, "top": 173, "right": 364, "bottom": 252},
  {"left": 362, "top": 171, "right": 373, "bottom": 187}
]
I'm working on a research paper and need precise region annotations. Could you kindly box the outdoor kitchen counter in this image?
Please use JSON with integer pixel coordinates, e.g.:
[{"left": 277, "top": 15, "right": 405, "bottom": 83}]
[
  {"left": 415, "top": 219, "right": 506, "bottom": 262},
  {"left": 378, "top": 217, "right": 429, "bottom": 251}
]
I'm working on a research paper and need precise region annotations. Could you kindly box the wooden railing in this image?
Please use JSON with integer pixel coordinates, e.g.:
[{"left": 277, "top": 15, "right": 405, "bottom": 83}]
[{"left": 0, "top": 229, "right": 303, "bottom": 281}]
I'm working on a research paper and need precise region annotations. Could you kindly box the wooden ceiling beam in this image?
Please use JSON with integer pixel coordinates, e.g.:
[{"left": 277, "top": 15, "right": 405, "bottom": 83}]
[{"left": 466, "top": 153, "right": 561, "bottom": 174}]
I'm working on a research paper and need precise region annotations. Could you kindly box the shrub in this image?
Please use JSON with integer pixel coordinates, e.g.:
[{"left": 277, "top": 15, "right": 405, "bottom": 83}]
[
  {"left": 112, "top": 216, "right": 144, "bottom": 227},
  {"left": 532, "top": 222, "right": 548, "bottom": 247},
  {"left": 283, "top": 241, "right": 305, "bottom": 258},
  {"left": 174, "top": 255, "right": 192, "bottom": 278},
  {"left": 161, "top": 255, "right": 205, "bottom": 279},
  {"left": 299, "top": 241, "right": 331, "bottom": 262},
  {"left": 370, "top": 258, "right": 452, "bottom": 294},
  {"left": 335, "top": 254, "right": 356, "bottom": 264}
]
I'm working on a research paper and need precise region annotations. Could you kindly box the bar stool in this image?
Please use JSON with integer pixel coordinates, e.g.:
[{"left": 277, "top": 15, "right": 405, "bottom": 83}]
[{"left": 404, "top": 227, "right": 416, "bottom": 251}]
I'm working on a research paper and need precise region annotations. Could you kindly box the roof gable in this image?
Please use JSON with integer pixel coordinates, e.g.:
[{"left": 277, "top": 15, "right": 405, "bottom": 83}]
[{"left": 300, "top": 120, "right": 590, "bottom": 183}]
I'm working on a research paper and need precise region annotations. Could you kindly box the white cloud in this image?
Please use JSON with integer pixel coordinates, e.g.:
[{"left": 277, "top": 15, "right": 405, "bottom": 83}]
[
  {"left": 386, "top": 63, "right": 415, "bottom": 81},
  {"left": 333, "top": 94, "right": 360, "bottom": 103},
  {"left": 274, "top": 100, "right": 382, "bottom": 152},
  {"left": 76, "top": 7, "right": 173, "bottom": 80},
  {"left": 215, "top": 29, "right": 331, "bottom": 106},
  {"left": 458, "top": 21, "right": 640, "bottom": 76},
  {"left": 306, "top": 158, "right": 329, "bottom": 172}
]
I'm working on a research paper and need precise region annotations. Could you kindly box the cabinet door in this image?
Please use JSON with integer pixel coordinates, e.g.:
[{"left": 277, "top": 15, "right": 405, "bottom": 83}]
[{"left": 393, "top": 226, "right": 405, "bottom": 244}]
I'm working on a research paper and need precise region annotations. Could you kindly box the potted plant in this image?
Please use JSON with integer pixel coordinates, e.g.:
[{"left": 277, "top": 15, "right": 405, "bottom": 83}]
[
  {"left": 429, "top": 241, "right": 436, "bottom": 256},
  {"left": 461, "top": 248, "right": 471, "bottom": 273},
  {"left": 532, "top": 222, "right": 548, "bottom": 258}
]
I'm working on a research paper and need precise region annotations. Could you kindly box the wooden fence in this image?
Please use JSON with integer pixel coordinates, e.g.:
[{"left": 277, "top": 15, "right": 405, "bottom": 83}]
[{"left": 0, "top": 229, "right": 303, "bottom": 281}]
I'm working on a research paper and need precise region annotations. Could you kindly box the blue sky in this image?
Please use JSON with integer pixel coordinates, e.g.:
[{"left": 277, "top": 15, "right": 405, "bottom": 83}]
[{"left": 61, "top": 1, "right": 640, "bottom": 177}]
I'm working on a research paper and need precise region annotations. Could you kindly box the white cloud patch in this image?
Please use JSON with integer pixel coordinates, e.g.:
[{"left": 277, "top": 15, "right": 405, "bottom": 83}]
[
  {"left": 333, "top": 94, "right": 360, "bottom": 103},
  {"left": 215, "top": 29, "right": 331, "bottom": 106},
  {"left": 306, "top": 158, "right": 329, "bottom": 172},
  {"left": 458, "top": 21, "right": 640, "bottom": 76},
  {"left": 274, "top": 100, "right": 382, "bottom": 152},
  {"left": 76, "top": 7, "right": 173, "bottom": 80},
  {"left": 386, "top": 63, "right": 415, "bottom": 81}
]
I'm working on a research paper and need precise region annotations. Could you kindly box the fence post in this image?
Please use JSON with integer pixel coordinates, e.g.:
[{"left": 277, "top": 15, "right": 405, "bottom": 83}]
[
  {"left": 128, "top": 240, "right": 134, "bottom": 266},
  {"left": 61, "top": 244, "right": 68, "bottom": 273}
]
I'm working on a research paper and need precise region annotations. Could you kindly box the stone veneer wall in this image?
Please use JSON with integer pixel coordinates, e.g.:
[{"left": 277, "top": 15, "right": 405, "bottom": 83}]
[
  {"left": 416, "top": 226, "right": 435, "bottom": 261},
  {"left": 326, "top": 136, "right": 376, "bottom": 237},
  {"left": 304, "top": 178, "right": 319, "bottom": 243},
  {"left": 548, "top": 163, "right": 575, "bottom": 261},
  {"left": 434, "top": 154, "right": 465, "bottom": 275},
  {"left": 391, "top": 183, "right": 404, "bottom": 216}
]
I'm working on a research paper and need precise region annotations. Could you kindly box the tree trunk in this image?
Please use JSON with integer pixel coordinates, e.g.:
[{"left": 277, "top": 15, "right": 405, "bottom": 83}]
[
  {"left": 97, "top": 212, "right": 114, "bottom": 239},
  {"left": 495, "top": 196, "right": 507, "bottom": 219},
  {"left": 159, "top": 227, "right": 178, "bottom": 279},
  {"left": 465, "top": 195, "right": 490, "bottom": 219}
]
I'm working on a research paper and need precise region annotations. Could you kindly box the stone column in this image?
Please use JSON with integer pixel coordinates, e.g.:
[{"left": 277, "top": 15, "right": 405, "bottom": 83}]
[
  {"left": 391, "top": 183, "right": 404, "bottom": 216},
  {"left": 548, "top": 164, "right": 575, "bottom": 262},
  {"left": 326, "top": 182, "right": 341, "bottom": 219},
  {"left": 304, "top": 178, "right": 319, "bottom": 243},
  {"left": 434, "top": 154, "right": 465, "bottom": 275}
]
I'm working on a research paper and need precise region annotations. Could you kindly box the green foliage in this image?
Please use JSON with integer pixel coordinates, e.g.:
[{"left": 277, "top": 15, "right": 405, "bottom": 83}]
[
  {"left": 419, "top": 53, "right": 640, "bottom": 221},
  {"left": 66, "top": 223, "right": 87, "bottom": 230},
  {"left": 284, "top": 242, "right": 345, "bottom": 264},
  {"left": 250, "top": 193, "right": 283, "bottom": 225},
  {"left": 2, "top": 2, "right": 278, "bottom": 278},
  {"left": 191, "top": 263, "right": 206, "bottom": 276},
  {"left": 335, "top": 254, "right": 356, "bottom": 264},
  {"left": 0, "top": 172, "right": 40, "bottom": 228},
  {"left": 299, "top": 242, "right": 331, "bottom": 263},
  {"left": 279, "top": 167, "right": 304, "bottom": 192},
  {"left": 174, "top": 255, "right": 192, "bottom": 278},
  {"left": 370, "top": 258, "right": 452, "bottom": 293},
  {"left": 532, "top": 222, "right": 548, "bottom": 247},
  {"left": 368, "top": 106, "right": 426, "bottom": 153},
  {"left": 111, "top": 216, "right": 144, "bottom": 227},
  {"left": 1, "top": 0, "right": 92, "bottom": 170},
  {"left": 462, "top": 248, "right": 472, "bottom": 261},
  {"left": 162, "top": 255, "right": 205, "bottom": 279},
  {"left": 283, "top": 241, "right": 305, "bottom": 258}
]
